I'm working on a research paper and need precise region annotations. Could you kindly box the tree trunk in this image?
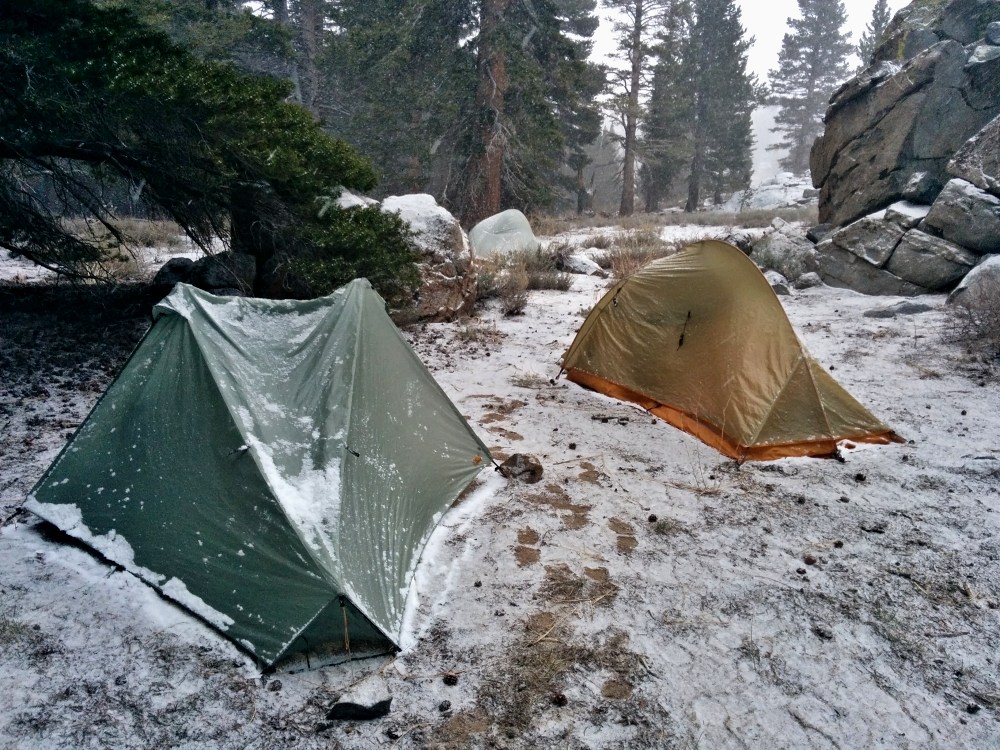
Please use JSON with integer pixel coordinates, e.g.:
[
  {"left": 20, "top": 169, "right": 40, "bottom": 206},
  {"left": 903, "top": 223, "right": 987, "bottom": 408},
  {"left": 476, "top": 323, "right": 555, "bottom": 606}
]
[
  {"left": 466, "top": 0, "right": 511, "bottom": 227},
  {"left": 297, "top": 0, "right": 324, "bottom": 117},
  {"left": 685, "top": 93, "right": 706, "bottom": 212},
  {"left": 271, "top": 0, "right": 288, "bottom": 25},
  {"left": 619, "top": 0, "right": 643, "bottom": 217}
]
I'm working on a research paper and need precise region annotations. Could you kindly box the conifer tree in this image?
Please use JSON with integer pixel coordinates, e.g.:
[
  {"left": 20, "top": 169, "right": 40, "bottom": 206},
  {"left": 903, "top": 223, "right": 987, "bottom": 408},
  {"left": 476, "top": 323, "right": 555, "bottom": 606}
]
[
  {"left": 639, "top": 0, "right": 757, "bottom": 211},
  {"left": 605, "top": 0, "right": 672, "bottom": 216},
  {"left": 768, "top": 0, "right": 852, "bottom": 175},
  {"left": 857, "top": 0, "right": 892, "bottom": 67}
]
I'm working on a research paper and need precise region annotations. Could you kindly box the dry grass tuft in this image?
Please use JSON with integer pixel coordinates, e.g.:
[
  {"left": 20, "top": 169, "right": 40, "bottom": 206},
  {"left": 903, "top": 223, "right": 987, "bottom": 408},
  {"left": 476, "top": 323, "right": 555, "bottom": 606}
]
[{"left": 606, "top": 229, "right": 684, "bottom": 280}]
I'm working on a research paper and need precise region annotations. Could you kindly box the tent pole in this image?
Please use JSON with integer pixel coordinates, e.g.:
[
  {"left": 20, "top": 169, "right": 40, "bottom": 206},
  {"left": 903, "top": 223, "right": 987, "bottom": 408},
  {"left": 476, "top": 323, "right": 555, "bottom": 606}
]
[{"left": 339, "top": 595, "right": 352, "bottom": 662}]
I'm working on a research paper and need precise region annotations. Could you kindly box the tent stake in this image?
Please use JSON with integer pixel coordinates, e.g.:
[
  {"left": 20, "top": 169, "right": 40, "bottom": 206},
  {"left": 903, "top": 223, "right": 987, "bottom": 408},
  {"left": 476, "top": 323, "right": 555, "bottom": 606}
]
[{"left": 339, "top": 595, "right": 352, "bottom": 662}]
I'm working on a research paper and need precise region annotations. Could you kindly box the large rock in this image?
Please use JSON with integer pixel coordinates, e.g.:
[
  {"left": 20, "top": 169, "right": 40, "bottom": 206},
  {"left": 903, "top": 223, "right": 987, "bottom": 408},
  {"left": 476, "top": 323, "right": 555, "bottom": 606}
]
[
  {"left": 813, "top": 34, "right": 1000, "bottom": 228},
  {"left": 828, "top": 215, "right": 905, "bottom": 266},
  {"left": 873, "top": 0, "right": 1000, "bottom": 64},
  {"left": 948, "top": 114, "right": 1000, "bottom": 197},
  {"left": 815, "top": 239, "right": 925, "bottom": 296},
  {"left": 382, "top": 194, "right": 476, "bottom": 322},
  {"left": 948, "top": 254, "right": 1000, "bottom": 304},
  {"left": 750, "top": 219, "right": 819, "bottom": 281},
  {"left": 924, "top": 178, "right": 1000, "bottom": 254},
  {"left": 151, "top": 257, "right": 194, "bottom": 293},
  {"left": 885, "top": 229, "right": 979, "bottom": 289},
  {"left": 188, "top": 252, "right": 256, "bottom": 294}
]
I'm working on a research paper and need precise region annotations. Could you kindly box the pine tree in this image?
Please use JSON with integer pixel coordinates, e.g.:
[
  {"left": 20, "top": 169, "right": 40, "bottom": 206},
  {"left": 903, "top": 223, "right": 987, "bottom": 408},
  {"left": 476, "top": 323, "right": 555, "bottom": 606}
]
[
  {"left": 768, "top": 0, "right": 852, "bottom": 175},
  {"left": 684, "top": 0, "right": 757, "bottom": 210},
  {"left": 639, "top": 0, "right": 757, "bottom": 211},
  {"left": 605, "top": 0, "right": 672, "bottom": 216},
  {"left": 857, "top": 0, "right": 892, "bottom": 67},
  {"left": 639, "top": 1, "right": 694, "bottom": 212}
]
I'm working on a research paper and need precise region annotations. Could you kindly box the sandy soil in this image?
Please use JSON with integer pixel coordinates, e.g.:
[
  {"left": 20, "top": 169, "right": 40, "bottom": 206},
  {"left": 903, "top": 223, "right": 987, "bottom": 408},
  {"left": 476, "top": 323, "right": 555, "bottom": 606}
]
[{"left": 1, "top": 231, "right": 998, "bottom": 749}]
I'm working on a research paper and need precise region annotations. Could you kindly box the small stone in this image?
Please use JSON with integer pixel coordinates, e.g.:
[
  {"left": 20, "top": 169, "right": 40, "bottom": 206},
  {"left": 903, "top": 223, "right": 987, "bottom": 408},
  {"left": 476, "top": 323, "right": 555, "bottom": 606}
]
[
  {"left": 550, "top": 692, "right": 568, "bottom": 707},
  {"left": 804, "top": 555, "right": 818, "bottom": 566},
  {"left": 474, "top": 580, "right": 482, "bottom": 588},
  {"left": 967, "top": 703, "right": 981, "bottom": 715},
  {"left": 838, "top": 496, "right": 850, "bottom": 503},
  {"left": 961, "top": 410, "right": 967, "bottom": 416},
  {"left": 442, "top": 672, "right": 459, "bottom": 686},
  {"left": 854, "top": 473, "right": 866, "bottom": 483},
  {"left": 834, "top": 540, "right": 844, "bottom": 549},
  {"left": 797, "top": 497, "right": 806, "bottom": 505},
  {"left": 648, "top": 514, "right": 658, "bottom": 523},
  {"left": 268, "top": 680, "right": 283, "bottom": 692},
  {"left": 499, "top": 454, "right": 544, "bottom": 484},
  {"left": 568, "top": 442, "right": 577, "bottom": 450},
  {"left": 797, "top": 568, "right": 807, "bottom": 575},
  {"left": 811, "top": 624, "right": 834, "bottom": 641},
  {"left": 438, "top": 700, "right": 452, "bottom": 713}
]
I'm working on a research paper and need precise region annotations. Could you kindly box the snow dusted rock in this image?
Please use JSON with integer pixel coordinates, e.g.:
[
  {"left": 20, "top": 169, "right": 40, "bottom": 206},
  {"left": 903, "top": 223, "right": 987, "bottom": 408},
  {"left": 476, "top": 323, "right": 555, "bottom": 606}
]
[
  {"left": 813, "top": 37, "right": 1000, "bottom": 228},
  {"left": 988, "top": 21, "right": 1000, "bottom": 45},
  {"left": 151, "top": 257, "right": 194, "bottom": 294},
  {"left": 885, "top": 229, "right": 979, "bottom": 290},
  {"left": 924, "top": 179, "right": 1000, "bottom": 255},
  {"left": 884, "top": 201, "right": 930, "bottom": 230},
  {"left": 188, "top": 252, "right": 255, "bottom": 295},
  {"left": 815, "top": 239, "right": 924, "bottom": 297},
  {"left": 382, "top": 194, "right": 476, "bottom": 322},
  {"left": 863, "top": 300, "right": 936, "bottom": 319},
  {"left": 793, "top": 271, "right": 823, "bottom": 290},
  {"left": 498, "top": 454, "right": 543, "bottom": 484},
  {"left": 828, "top": 215, "right": 906, "bottom": 266},
  {"left": 902, "top": 171, "right": 943, "bottom": 204},
  {"left": 764, "top": 271, "right": 791, "bottom": 296},
  {"left": 872, "top": 0, "right": 999, "bottom": 65},
  {"left": 327, "top": 674, "right": 392, "bottom": 721},
  {"left": 333, "top": 186, "right": 378, "bottom": 210},
  {"left": 720, "top": 173, "right": 817, "bottom": 212},
  {"left": 806, "top": 224, "right": 835, "bottom": 243},
  {"left": 948, "top": 115, "right": 1000, "bottom": 198},
  {"left": 750, "top": 218, "right": 818, "bottom": 282},
  {"left": 561, "top": 253, "right": 605, "bottom": 277},
  {"left": 948, "top": 254, "right": 1000, "bottom": 305}
]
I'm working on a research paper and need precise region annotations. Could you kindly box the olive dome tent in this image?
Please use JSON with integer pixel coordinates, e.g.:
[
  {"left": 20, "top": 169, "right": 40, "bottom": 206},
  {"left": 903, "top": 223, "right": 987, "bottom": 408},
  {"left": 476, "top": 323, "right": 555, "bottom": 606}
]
[
  {"left": 561, "top": 240, "right": 903, "bottom": 461},
  {"left": 26, "top": 280, "right": 491, "bottom": 668}
]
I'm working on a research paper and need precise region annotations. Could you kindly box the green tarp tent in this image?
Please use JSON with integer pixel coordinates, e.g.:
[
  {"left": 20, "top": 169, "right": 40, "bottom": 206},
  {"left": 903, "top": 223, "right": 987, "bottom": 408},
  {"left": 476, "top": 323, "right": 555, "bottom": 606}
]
[{"left": 26, "top": 280, "right": 491, "bottom": 668}]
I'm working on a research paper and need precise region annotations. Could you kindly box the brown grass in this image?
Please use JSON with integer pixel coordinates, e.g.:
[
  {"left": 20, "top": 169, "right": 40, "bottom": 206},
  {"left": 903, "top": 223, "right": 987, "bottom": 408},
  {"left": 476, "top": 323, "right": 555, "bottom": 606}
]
[
  {"left": 530, "top": 206, "right": 818, "bottom": 236},
  {"left": 948, "top": 277, "right": 1000, "bottom": 370}
]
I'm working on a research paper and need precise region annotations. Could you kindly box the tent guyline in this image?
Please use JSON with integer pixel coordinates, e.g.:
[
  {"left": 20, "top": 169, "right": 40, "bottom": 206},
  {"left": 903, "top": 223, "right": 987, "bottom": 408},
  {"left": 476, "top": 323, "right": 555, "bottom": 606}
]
[
  {"left": 561, "top": 239, "right": 903, "bottom": 462},
  {"left": 26, "top": 279, "right": 492, "bottom": 669}
]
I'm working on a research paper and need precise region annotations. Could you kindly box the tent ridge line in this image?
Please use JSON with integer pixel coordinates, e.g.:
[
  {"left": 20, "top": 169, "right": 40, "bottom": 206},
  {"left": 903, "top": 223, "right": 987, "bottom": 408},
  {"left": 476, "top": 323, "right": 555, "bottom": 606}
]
[{"left": 745, "top": 354, "right": 809, "bottom": 447}]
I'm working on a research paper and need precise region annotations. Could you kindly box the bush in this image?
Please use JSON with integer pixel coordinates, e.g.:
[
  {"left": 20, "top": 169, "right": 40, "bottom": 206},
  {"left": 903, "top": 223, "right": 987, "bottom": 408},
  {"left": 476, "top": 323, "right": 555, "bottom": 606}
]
[
  {"left": 606, "top": 229, "right": 682, "bottom": 280},
  {"left": 287, "top": 206, "right": 419, "bottom": 308},
  {"left": 950, "top": 277, "right": 1000, "bottom": 365}
]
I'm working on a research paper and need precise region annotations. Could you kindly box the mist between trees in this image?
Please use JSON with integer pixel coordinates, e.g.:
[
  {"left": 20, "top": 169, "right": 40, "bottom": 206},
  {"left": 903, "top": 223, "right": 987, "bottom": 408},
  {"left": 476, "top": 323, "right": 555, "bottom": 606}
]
[{"left": 1, "top": 0, "right": 882, "bottom": 294}]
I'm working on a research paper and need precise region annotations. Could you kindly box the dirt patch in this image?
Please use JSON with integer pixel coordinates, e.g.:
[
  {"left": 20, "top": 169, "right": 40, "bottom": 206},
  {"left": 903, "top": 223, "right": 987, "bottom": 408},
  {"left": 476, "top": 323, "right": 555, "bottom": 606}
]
[
  {"left": 577, "top": 461, "right": 603, "bottom": 483},
  {"left": 616, "top": 535, "right": 638, "bottom": 554},
  {"left": 514, "top": 545, "right": 540, "bottom": 567},
  {"left": 517, "top": 527, "right": 540, "bottom": 545},
  {"left": 583, "top": 566, "right": 611, "bottom": 584},
  {"left": 486, "top": 426, "right": 524, "bottom": 441},
  {"left": 525, "top": 483, "right": 591, "bottom": 530},
  {"left": 601, "top": 678, "right": 633, "bottom": 700},
  {"left": 608, "top": 517, "right": 634, "bottom": 535},
  {"left": 525, "top": 611, "right": 557, "bottom": 636}
]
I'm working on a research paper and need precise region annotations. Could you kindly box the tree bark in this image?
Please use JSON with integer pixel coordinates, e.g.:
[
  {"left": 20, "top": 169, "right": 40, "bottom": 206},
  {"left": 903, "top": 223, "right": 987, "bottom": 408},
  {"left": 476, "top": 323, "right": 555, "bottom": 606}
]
[
  {"left": 296, "top": 0, "right": 324, "bottom": 117},
  {"left": 619, "top": 0, "right": 643, "bottom": 217},
  {"left": 467, "top": 0, "right": 511, "bottom": 227}
]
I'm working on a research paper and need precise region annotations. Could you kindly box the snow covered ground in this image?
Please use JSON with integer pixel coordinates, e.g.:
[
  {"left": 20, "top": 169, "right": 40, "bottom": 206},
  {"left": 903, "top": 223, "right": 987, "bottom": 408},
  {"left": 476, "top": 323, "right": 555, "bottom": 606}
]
[{"left": 1, "top": 225, "right": 999, "bottom": 749}]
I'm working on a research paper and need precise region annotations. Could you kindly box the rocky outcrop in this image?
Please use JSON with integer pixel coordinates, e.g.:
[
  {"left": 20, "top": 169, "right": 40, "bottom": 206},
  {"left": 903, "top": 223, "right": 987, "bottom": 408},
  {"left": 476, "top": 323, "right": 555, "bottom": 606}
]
[
  {"left": 381, "top": 194, "right": 476, "bottom": 322},
  {"left": 809, "top": 0, "right": 1000, "bottom": 296},
  {"left": 811, "top": 37, "right": 1000, "bottom": 228},
  {"left": 749, "top": 218, "right": 819, "bottom": 282},
  {"left": 924, "top": 178, "right": 1000, "bottom": 253},
  {"left": 948, "top": 254, "right": 1000, "bottom": 304}
]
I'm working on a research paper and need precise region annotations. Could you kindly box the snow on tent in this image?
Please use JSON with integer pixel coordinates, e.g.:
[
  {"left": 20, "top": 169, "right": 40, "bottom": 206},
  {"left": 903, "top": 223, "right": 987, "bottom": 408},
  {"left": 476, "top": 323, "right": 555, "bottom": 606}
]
[
  {"left": 561, "top": 240, "right": 903, "bottom": 461},
  {"left": 26, "top": 280, "right": 491, "bottom": 668},
  {"left": 468, "top": 208, "right": 539, "bottom": 257}
]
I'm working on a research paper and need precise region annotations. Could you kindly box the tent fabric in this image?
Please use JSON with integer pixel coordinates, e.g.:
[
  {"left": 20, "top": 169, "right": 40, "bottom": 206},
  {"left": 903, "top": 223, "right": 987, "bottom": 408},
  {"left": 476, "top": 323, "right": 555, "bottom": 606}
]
[
  {"left": 26, "top": 280, "right": 491, "bottom": 667},
  {"left": 468, "top": 208, "right": 540, "bottom": 257},
  {"left": 562, "top": 240, "right": 903, "bottom": 461}
]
